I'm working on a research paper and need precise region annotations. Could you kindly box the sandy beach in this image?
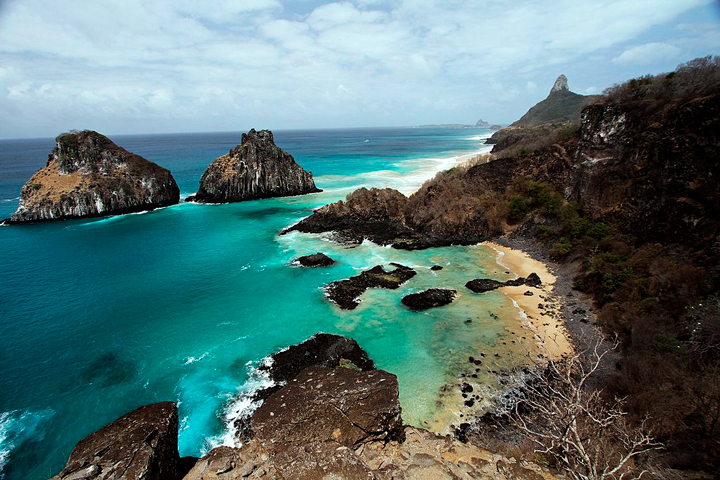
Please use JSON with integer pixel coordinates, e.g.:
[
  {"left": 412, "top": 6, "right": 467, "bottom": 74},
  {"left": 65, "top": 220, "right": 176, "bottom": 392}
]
[{"left": 486, "top": 241, "right": 573, "bottom": 361}]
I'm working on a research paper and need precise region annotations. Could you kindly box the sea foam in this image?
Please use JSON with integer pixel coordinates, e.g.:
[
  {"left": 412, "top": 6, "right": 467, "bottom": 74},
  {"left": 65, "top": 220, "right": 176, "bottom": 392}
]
[{"left": 0, "top": 408, "right": 55, "bottom": 475}]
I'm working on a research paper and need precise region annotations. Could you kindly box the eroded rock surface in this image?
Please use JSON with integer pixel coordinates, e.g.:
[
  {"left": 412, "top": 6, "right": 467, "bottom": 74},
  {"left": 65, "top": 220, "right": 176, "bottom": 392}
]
[
  {"left": 401, "top": 288, "right": 457, "bottom": 311},
  {"left": 9, "top": 130, "right": 179, "bottom": 223},
  {"left": 325, "top": 263, "right": 417, "bottom": 310},
  {"left": 282, "top": 187, "right": 422, "bottom": 246},
  {"left": 232, "top": 333, "right": 376, "bottom": 442},
  {"left": 252, "top": 366, "right": 403, "bottom": 450},
  {"left": 187, "top": 129, "right": 320, "bottom": 203},
  {"left": 51, "top": 402, "right": 179, "bottom": 480}
]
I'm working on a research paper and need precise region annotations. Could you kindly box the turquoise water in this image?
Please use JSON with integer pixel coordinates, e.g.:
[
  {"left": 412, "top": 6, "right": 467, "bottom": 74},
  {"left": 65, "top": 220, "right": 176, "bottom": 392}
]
[{"left": 0, "top": 127, "right": 518, "bottom": 479}]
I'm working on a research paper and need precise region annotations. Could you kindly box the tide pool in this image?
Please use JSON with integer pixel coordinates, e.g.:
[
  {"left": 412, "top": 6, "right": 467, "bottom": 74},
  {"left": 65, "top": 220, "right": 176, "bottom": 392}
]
[{"left": 0, "top": 127, "right": 516, "bottom": 479}]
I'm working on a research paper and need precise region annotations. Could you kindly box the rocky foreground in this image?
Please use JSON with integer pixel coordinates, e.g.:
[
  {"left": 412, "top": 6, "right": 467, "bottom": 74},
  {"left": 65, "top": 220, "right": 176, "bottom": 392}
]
[
  {"left": 8, "top": 130, "right": 180, "bottom": 223},
  {"left": 187, "top": 129, "right": 320, "bottom": 203},
  {"left": 51, "top": 334, "right": 554, "bottom": 480}
]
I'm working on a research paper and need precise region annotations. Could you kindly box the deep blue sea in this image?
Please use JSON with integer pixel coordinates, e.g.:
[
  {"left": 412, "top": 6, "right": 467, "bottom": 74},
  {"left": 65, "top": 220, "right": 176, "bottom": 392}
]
[{"left": 0, "top": 127, "right": 522, "bottom": 479}]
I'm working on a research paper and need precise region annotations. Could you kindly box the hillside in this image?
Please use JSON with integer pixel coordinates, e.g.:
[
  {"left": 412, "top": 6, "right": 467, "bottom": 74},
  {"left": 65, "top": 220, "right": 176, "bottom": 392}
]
[
  {"left": 511, "top": 74, "right": 594, "bottom": 126},
  {"left": 286, "top": 57, "right": 720, "bottom": 476}
]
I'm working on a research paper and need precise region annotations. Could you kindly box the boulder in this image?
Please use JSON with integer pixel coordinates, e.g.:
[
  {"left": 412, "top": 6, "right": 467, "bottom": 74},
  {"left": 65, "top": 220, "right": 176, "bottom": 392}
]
[
  {"left": 51, "top": 402, "right": 179, "bottom": 480},
  {"left": 232, "top": 333, "right": 375, "bottom": 442},
  {"left": 401, "top": 288, "right": 457, "bottom": 311},
  {"left": 186, "top": 129, "right": 320, "bottom": 203},
  {"left": 325, "top": 264, "right": 417, "bottom": 310},
  {"left": 9, "top": 130, "right": 179, "bottom": 223},
  {"left": 294, "top": 252, "right": 335, "bottom": 267},
  {"left": 251, "top": 366, "right": 403, "bottom": 451}
]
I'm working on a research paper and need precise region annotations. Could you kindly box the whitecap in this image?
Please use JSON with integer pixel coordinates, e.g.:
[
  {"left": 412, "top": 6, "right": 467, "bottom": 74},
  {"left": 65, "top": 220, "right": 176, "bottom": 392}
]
[
  {"left": 0, "top": 408, "right": 55, "bottom": 474},
  {"left": 205, "top": 356, "right": 276, "bottom": 450},
  {"left": 183, "top": 351, "right": 210, "bottom": 365}
]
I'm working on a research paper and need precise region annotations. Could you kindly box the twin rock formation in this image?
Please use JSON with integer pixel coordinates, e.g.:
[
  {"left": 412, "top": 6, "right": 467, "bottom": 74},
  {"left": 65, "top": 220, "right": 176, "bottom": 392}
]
[{"left": 8, "top": 129, "right": 318, "bottom": 223}]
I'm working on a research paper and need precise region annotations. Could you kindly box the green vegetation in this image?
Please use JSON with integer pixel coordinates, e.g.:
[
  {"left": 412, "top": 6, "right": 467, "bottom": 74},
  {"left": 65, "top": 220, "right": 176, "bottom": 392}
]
[{"left": 29, "top": 183, "right": 41, "bottom": 190}]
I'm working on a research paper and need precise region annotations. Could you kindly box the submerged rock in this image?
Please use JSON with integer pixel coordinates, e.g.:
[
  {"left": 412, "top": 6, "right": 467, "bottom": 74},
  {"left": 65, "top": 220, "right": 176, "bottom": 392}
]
[
  {"left": 325, "top": 263, "right": 417, "bottom": 310},
  {"left": 401, "top": 288, "right": 457, "bottom": 311},
  {"left": 294, "top": 252, "right": 335, "bottom": 267},
  {"left": 51, "top": 402, "right": 179, "bottom": 480},
  {"left": 9, "top": 130, "right": 180, "bottom": 223},
  {"left": 466, "top": 273, "right": 542, "bottom": 293},
  {"left": 187, "top": 129, "right": 320, "bottom": 203}
]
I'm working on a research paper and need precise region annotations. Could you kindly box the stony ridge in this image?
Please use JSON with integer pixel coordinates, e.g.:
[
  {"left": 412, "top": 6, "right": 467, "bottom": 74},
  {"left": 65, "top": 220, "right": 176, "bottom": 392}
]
[{"left": 8, "top": 130, "right": 180, "bottom": 223}]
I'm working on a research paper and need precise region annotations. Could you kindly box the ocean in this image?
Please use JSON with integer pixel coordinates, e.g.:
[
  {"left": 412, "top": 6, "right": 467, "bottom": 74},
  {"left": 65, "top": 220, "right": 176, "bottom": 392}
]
[{"left": 0, "top": 127, "right": 523, "bottom": 479}]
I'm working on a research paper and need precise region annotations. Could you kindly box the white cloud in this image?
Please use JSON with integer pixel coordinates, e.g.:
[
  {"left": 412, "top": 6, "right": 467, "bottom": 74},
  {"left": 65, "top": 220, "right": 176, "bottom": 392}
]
[
  {"left": 613, "top": 42, "right": 683, "bottom": 65},
  {"left": 0, "top": 0, "right": 713, "bottom": 137}
]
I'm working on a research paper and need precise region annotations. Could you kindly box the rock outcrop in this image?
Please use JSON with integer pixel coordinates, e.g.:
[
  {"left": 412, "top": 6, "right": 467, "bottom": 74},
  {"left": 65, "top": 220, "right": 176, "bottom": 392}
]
[
  {"left": 401, "top": 288, "right": 457, "bottom": 311},
  {"left": 325, "top": 263, "right": 417, "bottom": 309},
  {"left": 466, "top": 272, "right": 542, "bottom": 293},
  {"left": 8, "top": 130, "right": 180, "bottom": 223},
  {"left": 232, "top": 333, "right": 376, "bottom": 442},
  {"left": 294, "top": 252, "right": 335, "bottom": 267},
  {"left": 50, "top": 402, "right": 179, "bottom": 480},
  {"left": 511, "top": 74, "right": 593, "bottom": 127},
  {"left": 187, "top": 129, "right": 320, "bottom": 203},
  {"left": 283, "top": 187, "right": 420, "bottom": 246}
]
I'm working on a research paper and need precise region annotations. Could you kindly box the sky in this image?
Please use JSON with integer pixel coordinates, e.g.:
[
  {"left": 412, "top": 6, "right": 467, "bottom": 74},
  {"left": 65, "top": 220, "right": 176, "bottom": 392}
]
[{"left": 0, "top": 0, "right": 719, "bottom": 139}]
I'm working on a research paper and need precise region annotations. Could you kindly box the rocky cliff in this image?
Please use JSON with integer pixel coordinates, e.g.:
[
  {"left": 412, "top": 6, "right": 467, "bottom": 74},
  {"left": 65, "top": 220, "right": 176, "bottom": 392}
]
[
  {"left": 51, "top": 335, "right": 555, "bottom": 480},
  {"left": 287, "top": 76, "right": 720, "bottom": 256},
  {"left": 187, "top": 129, "right": 320, "bottom": 203},
  {"left": 8, "top": 130, "right": 180, "bottom": 223}
]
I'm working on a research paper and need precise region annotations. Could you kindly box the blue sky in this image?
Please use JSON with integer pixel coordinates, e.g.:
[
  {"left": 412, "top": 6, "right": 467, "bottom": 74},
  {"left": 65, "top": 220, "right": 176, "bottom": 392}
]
[{"left": 0, "top": 0, "right": 718, "bottom": 139}]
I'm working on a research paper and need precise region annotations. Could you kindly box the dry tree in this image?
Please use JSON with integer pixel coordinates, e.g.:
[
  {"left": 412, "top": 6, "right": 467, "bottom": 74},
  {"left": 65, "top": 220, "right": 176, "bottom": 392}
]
[{"left": 506, "top": 337, "right": 662, "bottom": 480}]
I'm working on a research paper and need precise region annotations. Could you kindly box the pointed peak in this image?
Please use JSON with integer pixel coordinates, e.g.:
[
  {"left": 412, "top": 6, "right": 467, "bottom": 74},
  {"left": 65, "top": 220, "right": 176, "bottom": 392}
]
[{"left": 550, "top": 74, "right": 569, "bottom": 94}]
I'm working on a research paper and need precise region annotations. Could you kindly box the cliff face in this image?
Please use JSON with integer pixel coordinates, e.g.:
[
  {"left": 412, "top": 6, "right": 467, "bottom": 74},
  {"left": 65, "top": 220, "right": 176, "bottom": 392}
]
[
  {"left": 287, "top": 89, "right": 720, "bottom": 255},
  {"left": 9, "top": 131, "right": 180, "bottom": 223},
  {"left": 188, "top": 129, "right": 320, "bottom": 203}
]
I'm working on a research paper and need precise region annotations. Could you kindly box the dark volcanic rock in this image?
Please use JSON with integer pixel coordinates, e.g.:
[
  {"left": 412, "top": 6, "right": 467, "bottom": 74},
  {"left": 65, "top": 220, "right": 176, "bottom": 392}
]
[
  {"left": 187, "top": 129, "right": 320, "bottom": 203},
  {"left": 430, "top": 264, "right": 444, "bottom": 271},
  {"left": 51, "top": 402, "right": 179, "bottom": 480},
  {"left": 295, "top": 252, "right": 335, "bottom": 267},
  {"left": 325, "top": 263, "right": 417, "bottom": 310},
  {"left": 259, "top": 333, "right": 375, "bottom": 385},
  {"left": 232, "top": 333, "right": 375, "bottom": 442},
  {"left": 9, "top": 130, "right": 180, "bottom": 223},
  {"left": 466, "top": 273, "right": 542, "bottom": 293},
  {"left": 282, "top": 187, "right": 422, "bottom": 246},
  {"left": 252, "top": 366, "right": 403, "bottom": 450},
  {"left": 401, "top": 288, "right": 457, "bottom": 311}
]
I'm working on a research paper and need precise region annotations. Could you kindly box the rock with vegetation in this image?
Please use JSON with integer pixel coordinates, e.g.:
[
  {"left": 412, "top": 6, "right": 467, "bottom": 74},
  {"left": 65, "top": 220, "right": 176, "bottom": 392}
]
[
  {"left": 325, "top": 263, "right": 417, "bottom": 309},
  {"left": 512, "top": 74, "right": 595, "bottom": 127},
  {"left": 294, "top": 252, "right": 335, "bottom": 267},
  {"left": 401, "top": 288, "right": 457, "bottom": 311},
  {"left": 50, "top": 402, "right": 179, "bottom": 480},
  {"left": 283, "top": 187, "right": 421, "bottom": 246},
  {"left": 8, "top": 130, "right": 180, "bottom": 223},
  {"left": 186, "top": 129, "right": 320, "bottom": 203}
]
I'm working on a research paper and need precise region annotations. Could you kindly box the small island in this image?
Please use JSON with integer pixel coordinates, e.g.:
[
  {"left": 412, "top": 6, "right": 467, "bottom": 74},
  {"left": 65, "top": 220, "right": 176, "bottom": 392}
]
[
  {"left": 186, "top": 129, "right": 321, "bottom": 203},
  {"left": 7, "top": 130, "right": 180, "bottom": 223}
]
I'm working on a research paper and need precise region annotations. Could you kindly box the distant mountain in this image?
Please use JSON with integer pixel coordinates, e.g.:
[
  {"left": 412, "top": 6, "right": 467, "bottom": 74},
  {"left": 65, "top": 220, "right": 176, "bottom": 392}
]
[{"left": 511, "top": 75, "right": 595, "bottom": 126}]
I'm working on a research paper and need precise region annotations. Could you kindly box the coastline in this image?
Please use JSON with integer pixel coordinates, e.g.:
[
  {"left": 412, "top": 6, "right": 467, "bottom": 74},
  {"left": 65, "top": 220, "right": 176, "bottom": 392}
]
[{"left": 485, "top": 241, "right": 573, "bottom": 361}]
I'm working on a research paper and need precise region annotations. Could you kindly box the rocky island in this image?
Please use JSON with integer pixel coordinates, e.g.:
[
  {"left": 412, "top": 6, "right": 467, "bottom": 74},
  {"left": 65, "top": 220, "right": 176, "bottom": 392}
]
[
  {"left": 186, "top": 129, "right": 320, "bottom": 203},
  {"left": 7, "top": 130, "right": 180, "bottom": 223}
]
